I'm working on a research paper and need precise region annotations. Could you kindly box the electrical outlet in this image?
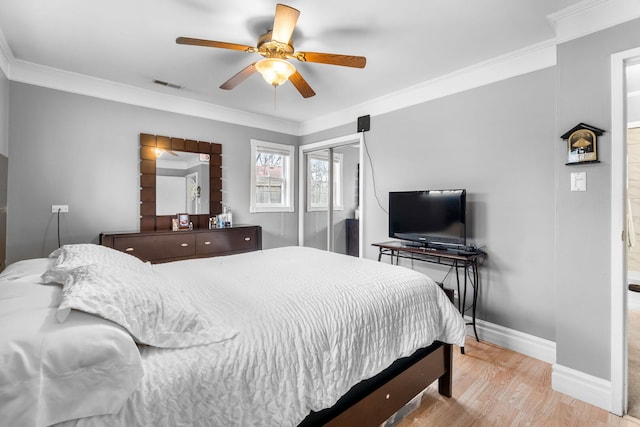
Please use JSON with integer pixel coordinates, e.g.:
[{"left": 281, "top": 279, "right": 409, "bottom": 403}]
[
  {"left": 52, "top": 204, "right": 69, "bottom": 213},
  {"left": 453, "top": 289, "right": 459, "bottom": 299}
]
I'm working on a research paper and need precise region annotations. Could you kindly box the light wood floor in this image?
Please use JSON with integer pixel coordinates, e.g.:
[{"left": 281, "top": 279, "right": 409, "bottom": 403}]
[{"left": 394, "top": 339, "right": 640, "bottom": 427}]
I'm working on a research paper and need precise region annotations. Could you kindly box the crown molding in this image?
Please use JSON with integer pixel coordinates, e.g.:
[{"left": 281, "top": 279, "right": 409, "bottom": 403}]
[
  {"left": 547, "top": 0, "right": 640, "bottom": 44},
  {"left": 8, "top": 59, "right": 299, "bottom": 135},
  {"left": 298, "top": 39, "right": 557, "bottom": 136},
  {"left": 0, "top": 39, "right": 557, "bottom": 137}
]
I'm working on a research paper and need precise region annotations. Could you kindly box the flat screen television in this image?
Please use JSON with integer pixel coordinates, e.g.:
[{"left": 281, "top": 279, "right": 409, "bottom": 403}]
[{"left": 388, "top": 189, "right": 466, "bottom": 248}]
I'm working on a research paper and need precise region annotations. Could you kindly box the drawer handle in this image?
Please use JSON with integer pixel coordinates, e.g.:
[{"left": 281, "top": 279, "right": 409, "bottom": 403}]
[
  {"left": 204, "top": 241, "right": 211, "bottom": 245},
  {"left": 125, "top": 247, "right": 135, "bottom": 252},
  {"left": 244, "top": 237, "right": 251, "bottom": 241},
  {"left": 181, "top": 243, "right": 189, "bottom": 247}
]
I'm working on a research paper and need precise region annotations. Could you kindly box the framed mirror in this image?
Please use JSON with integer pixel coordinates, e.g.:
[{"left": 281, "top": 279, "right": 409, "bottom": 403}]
[{"left": 139, "top": 133, "right": 222, "bottom": 231}]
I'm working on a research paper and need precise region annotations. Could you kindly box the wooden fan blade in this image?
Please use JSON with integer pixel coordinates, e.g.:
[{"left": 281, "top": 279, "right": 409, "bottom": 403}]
[
  {"left": 288, "top": 71, "right": 316, "bottom": 98},
  {"left": 295, "top": 51, "right": 366, "bottom": 68},
  {"left": 271, "top": 4, "right": 300, "bottom": 44},
  {"left": 176, "top": 37, "right": 255, "bottom": 52},
  {"left": 220, "top": 63, "right": 258, "bottom": 90}
]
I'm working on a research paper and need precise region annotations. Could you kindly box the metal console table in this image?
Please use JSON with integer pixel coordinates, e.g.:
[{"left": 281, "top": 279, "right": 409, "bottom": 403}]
[{"left": 372, "top": 241, "right": 485, "bottom": 349}]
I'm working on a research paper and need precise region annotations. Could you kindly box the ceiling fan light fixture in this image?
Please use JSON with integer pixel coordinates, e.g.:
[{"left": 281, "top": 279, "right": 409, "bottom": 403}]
[{"left": 255, "top": 58, "right": 296, "bottom": 86}]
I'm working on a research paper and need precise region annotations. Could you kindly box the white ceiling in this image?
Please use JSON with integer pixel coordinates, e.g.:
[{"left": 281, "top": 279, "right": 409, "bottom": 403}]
[{"left": 0, "top": 0, "right": 624, "bottom": 129}]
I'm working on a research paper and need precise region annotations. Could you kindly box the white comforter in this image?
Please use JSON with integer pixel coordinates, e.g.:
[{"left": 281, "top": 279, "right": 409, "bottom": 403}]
[{"left": 64, "top": 246, "right": 465, "bottom": 427}]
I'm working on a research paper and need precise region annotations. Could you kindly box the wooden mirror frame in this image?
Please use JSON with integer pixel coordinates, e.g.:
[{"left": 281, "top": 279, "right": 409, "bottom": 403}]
[{"left": 139, "top": 133, "right": 222, "bottom": 232}]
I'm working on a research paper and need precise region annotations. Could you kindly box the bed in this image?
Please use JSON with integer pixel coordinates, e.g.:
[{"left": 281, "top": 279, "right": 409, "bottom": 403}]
[{"left": 0, "top": 244, "right": 465, "bottom": 427}]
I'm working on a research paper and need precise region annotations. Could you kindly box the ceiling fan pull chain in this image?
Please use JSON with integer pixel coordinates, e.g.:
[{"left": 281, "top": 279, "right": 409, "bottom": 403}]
[{"left": 273, "top": 85, "right": 277, "bottom": 110}]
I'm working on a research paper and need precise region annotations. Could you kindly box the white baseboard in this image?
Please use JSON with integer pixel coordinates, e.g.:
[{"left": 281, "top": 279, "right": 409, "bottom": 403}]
[
  {"left": 551, "top": 364, "right": 611, "bottom": 411},
  {"left": 465, "top": 316, "right": 556, "bottom": 364},
  {"left": 467, "top": 316, "right": 611, "bottom": 412}
]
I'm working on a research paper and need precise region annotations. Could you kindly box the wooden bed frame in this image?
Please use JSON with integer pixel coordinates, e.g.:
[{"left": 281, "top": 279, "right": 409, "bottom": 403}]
[
  {"left": 300, "top": 287, "right": 456, "bottom": 426},
  {"left": 299, "top": 341, "right": 453, "bottom": 426}
]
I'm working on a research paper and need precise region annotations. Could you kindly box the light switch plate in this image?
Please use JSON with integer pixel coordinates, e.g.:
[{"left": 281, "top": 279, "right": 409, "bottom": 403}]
[{"left": 571, "top": 172, "right": 587, "bottom": 192}]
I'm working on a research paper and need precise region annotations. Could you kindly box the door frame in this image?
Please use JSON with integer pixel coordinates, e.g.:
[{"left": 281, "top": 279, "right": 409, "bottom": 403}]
[
  {"left": 610, "top": 46, "right": 640, "bottom": 416},
  {"left": 298, "top": 133, "right": 364, "bottom": 256}
]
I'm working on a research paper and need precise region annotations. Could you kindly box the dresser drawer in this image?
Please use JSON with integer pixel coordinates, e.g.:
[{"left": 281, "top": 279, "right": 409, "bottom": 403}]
[
  {"left": 112, "top": 233, "right": 196, "bottom": 262},
  {"left": 101, "top": 225, "right": 261, "bottom": 263},
  {"left": 196, "top": 228, "right": 260, "bottom": 256}
]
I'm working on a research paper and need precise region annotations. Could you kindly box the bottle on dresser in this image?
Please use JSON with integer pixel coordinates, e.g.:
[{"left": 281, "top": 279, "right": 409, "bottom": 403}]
[{"left": 217, "top": 206, "right": 233, "bottom": 228}]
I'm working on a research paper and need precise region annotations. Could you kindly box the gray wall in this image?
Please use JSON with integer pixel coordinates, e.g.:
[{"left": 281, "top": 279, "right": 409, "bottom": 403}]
[
  {"left": 555, "top": 18, "right": 640, "bottom": 380},
  {"left": 0, "top": 68, "right": 8, "bottom": 269},
  {"left": 303, "top": 68, "right": 557, "bottom": 341},
  {"left": 0, "top": 68, "right": 7, "bottom": 157},
  {"left": 0, "top": 153, "right": 6, "bottom": 270},
  {"left": 7, "top": 83, "right": 298, "bottom": 262}
]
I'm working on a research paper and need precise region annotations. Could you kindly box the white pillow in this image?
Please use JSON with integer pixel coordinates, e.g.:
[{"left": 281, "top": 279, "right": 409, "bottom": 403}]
[
  {"left": 42, "top": 243, "right": 151, "bottom": 284},
  {"left": 56, "top": 264, "right": 237, "bottom": 348},
  {"left": 0, "top": 281, "right": 143, "bottom": 426}
]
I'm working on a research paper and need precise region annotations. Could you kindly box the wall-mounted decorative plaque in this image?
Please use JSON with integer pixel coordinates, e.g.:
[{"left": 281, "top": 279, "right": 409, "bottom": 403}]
[{"left": 560, "top": 122, "right": 604, "bottom": 165}]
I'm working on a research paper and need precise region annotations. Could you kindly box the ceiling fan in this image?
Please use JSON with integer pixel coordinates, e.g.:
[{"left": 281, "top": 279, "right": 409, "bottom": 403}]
[{"left": 176, "top": 3, "right": 366, "bottom": 98}]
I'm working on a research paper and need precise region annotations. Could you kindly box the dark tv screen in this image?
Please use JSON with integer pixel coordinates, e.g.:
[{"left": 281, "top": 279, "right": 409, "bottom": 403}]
[{"left": 388, "top": 189, "right": 466, "bottom": 246}]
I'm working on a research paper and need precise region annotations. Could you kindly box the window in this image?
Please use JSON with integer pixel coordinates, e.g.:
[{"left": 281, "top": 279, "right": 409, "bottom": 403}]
[
  {"left": 250, "top": 139, "right": 294, "bottom": 213},
  {"left": 306, "top": 151, "right": 343, "bottom": 211}
]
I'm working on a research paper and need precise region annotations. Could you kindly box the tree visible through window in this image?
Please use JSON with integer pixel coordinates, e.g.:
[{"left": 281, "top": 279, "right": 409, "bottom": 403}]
[
  {"left": 307, "top": 152, "right": 343, "bottom": 211},
  {"left": 250, "top": 140, "right": 294, "bottom": 213},
  {"left": 255, "top": 152, "right": 285, "bottom": 204}
]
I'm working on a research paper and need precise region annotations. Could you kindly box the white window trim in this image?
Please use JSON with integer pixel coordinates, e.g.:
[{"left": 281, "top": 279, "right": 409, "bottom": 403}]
[
  {"left": 306, "top": 152, "right": 344, "bottom": 212},
  {"left": 250, "top": 139, "right": 295, "bottom": 213}
]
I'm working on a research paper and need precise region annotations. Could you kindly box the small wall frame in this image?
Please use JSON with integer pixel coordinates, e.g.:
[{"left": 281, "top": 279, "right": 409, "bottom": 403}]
[{"left": 560, "top": 122, "right": 604, "bottom": 165}]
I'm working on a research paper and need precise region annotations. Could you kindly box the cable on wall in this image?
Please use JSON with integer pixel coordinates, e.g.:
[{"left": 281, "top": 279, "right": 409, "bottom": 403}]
[
  {"left": 362, "top": 132, "right": 388, "bottom": 215},
  {"left": 57, "top": 208, "right": 62, "bottom": 248}
]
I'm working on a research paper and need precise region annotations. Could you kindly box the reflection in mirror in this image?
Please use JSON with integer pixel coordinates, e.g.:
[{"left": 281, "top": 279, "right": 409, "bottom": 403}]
[{"left": 156, "top": 150, "right": 210, "bottom": 215}]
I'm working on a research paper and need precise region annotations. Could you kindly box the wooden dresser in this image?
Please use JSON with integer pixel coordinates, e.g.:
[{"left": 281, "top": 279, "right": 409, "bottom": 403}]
[{"left": 100, "top": 225, "right": 262, "bottom": 264}]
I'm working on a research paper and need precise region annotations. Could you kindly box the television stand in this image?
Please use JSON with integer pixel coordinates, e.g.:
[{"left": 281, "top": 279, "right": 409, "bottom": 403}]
[
  {"left": 372, "top": 241, "right": 486, "bottom": 352},
  {"left": 401, "top": 241, "right": 425, "bottom": 248}
]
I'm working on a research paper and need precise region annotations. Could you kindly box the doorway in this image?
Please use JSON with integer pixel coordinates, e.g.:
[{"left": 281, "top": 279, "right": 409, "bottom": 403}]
[
  {"left": 610, "top": 47, "right": 640, "bottom": 417},
  {"left": 298, "top": 134, "right": 364, "bottom": 256}
]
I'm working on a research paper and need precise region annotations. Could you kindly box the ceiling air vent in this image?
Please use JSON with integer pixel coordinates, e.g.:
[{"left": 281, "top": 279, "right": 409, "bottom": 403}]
[{"left": 153, "top": 79, "right": 182, "bottom": 90}]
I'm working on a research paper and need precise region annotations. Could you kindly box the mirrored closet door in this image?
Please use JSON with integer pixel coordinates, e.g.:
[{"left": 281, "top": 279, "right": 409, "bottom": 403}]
[{"left": 299, "top": 135, "right": 363, "bottom": 257}]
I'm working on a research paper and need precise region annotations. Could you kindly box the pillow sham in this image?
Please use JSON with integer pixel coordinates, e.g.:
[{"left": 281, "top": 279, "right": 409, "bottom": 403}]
[
  {"left": 0, "top": 281, "right": 143, "bottom": 426},
  {"left": 42, "top": 243, "right": 151, "bottom": 284},
  {"left": 56, "top": 263, "right": 237, "bottom": 348}
]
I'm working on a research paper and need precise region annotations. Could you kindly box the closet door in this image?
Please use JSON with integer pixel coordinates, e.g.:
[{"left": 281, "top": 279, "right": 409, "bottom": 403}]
[
  {"left": 302, "top": 144, "right": 360, "bottom": 256},
  {"left": 303, "top": 149, "right": 329, "bottom": 251}
]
